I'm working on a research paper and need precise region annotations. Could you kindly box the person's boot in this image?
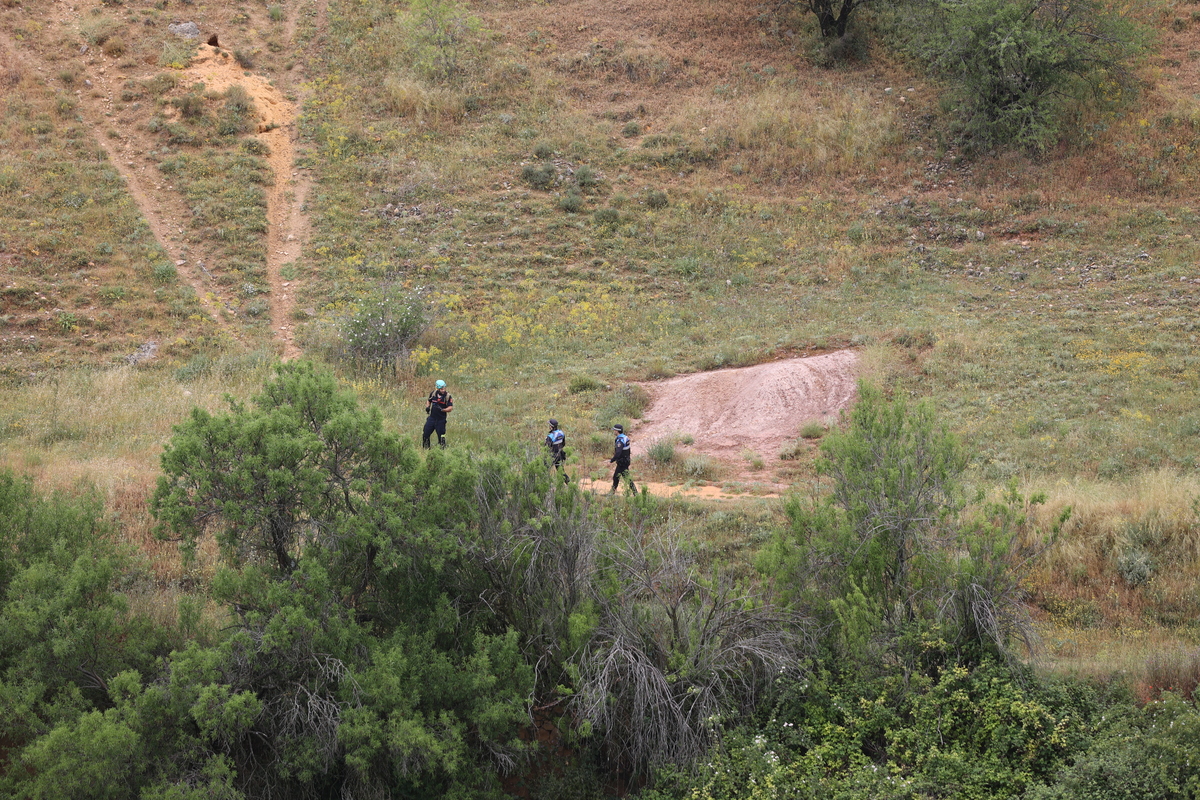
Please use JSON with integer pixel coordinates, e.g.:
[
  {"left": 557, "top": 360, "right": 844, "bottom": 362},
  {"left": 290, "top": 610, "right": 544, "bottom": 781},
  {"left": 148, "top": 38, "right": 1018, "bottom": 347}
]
[{"left": 438, "top": 435, "right": 447, "bottom": 449}]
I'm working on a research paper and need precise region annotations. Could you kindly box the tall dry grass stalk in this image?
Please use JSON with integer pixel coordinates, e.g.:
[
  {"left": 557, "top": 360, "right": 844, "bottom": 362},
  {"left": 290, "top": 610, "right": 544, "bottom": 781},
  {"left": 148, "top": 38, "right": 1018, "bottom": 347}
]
[
  {"left": 673, "top": 85, "right": 901, "bottom": 177},
  {"left": 1034, "top": 470, "right": 1200, "bottom": 568}
]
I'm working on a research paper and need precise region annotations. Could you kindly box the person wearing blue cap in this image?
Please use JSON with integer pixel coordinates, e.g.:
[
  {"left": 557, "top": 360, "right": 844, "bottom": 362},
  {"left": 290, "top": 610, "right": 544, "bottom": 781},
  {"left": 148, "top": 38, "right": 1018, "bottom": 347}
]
[{"left": 423, "top": 379, "right": 453, "bottom": 449}]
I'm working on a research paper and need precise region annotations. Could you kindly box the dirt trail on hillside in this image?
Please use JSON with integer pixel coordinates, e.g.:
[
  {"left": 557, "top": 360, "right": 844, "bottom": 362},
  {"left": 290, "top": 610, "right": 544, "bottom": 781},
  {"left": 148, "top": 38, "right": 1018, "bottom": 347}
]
[
  {"left": 177, "top": 43, "right": 307, "bottom": 359},
  {"left": 2, "top": 0, "right": 327, "bottom": 361},
  {"left": 629, "top": 351, "right": 860, "bottom": 487},
  {"left": 0, "top": 25, "right": 241, "bottom": 344}
]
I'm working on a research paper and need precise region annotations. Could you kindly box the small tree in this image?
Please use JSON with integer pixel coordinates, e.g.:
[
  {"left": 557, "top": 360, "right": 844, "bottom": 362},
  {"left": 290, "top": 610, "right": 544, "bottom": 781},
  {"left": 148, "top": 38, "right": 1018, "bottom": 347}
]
[
  {"left": 152, "top": 361, "right": 424, "bottom": 580},
  {"left": 901, "top": 0, "right": 1145, "bottom": 151},
  {"left": 800, "top": 0, "right": 871, "bottom": 39},
  {"left": 765, "top": 384, "right": 1045, "bottom": 665}
]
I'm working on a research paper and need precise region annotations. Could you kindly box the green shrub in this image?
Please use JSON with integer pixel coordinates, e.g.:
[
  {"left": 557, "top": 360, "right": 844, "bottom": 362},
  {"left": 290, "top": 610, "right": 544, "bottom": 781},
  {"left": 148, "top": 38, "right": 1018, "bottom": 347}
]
[
  {"left": 593, "top": 207, "right": 620, "bottom": 229},
  {"left": 533, "top": 141, "right": 554, "bottom": 159},
  {"left": 679, "top": 454, "right": 718, "bottom": 480},
  {"left": 645, "top": 188, "right": 668, "bottom": 209},
  {"left": 647, "top": 438, "right": 675, "bottom": 464},
  {"left": 621, "top": 121, "right": 641, "bottom": 137},
  {"left": 521, "top": 162, "right": 556, "bottom": 189},
  {"left": 799, "top": 421, "right": 827, "bottom": 439},
  {"left": 151, "top": 263, "right": 177, "bottom": 284},
  {"left": 569, "top": 375, "right": 602, "bottom": 393},
  {"left": 574, "top": 164, "right": 598, "bottom": 189},
  {"left": 900, "top": 0, "right": 1147, "bottom": 151},
  {"left": 558, "top": 188, "right": 584, "bottom": 213},
  {"left": 338, "top": 287, "right": 430, "bottom": 371},
  {"left": 595, "top": 384, "right": 652, "bottom": 427}
]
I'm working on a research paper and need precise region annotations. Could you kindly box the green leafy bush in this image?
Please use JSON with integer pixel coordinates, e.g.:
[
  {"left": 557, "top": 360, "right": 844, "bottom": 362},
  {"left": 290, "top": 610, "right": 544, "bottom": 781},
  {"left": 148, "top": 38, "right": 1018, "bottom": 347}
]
[
  {"left": 336, "top": 287, "right": 430, "bottom": 372},
  {"left": 898, "top": 0, "right": 1146, "bottom": 151},
  {"left": 521, "top": 161, "right": 556, "bottom": 189}
]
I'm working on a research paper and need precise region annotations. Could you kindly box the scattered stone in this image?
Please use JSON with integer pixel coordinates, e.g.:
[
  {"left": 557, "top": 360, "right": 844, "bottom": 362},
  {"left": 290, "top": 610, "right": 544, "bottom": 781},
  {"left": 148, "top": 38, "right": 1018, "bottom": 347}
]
[
  {"left": 125, "top": 341, "right": 159, "bottom": 365},
  {"left": 167, "top": 22, "right": 202, "bottom": 39}
]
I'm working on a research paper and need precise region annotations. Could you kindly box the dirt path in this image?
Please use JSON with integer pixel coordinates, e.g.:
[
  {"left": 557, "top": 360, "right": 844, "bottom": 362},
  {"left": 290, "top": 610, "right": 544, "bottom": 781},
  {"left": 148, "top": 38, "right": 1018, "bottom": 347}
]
[
  {"left": 2, "top": 0, "right": 326, "bottom": 361},
  {"left": 630, "top": 350, "right": 860, "bottom": 486},
  {"left": 0, "top": 23, "right": 240, "bottom": 343},
  {"left": 176, "top": 43, "right": 307, "bottom": 359}
]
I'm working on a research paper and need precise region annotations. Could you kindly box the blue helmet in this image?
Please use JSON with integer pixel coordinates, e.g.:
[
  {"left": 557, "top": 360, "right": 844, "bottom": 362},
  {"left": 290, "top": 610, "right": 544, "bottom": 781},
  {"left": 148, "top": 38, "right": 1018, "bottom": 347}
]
[{"left": 435, "top": 380, "right": 446, "bottom": 389}]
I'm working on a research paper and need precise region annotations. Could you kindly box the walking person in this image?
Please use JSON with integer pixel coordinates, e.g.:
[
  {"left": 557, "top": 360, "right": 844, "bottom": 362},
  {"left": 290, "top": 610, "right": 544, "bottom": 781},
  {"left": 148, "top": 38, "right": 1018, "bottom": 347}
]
[
  {"left": 545, "top": 418, "right": 569, "bottom": 483},
  {"left": 422, "top": 379, "right": 453, "bottom": 449},
  {"left": 608, "top": 424, "right": 634, "bottom": 494}
]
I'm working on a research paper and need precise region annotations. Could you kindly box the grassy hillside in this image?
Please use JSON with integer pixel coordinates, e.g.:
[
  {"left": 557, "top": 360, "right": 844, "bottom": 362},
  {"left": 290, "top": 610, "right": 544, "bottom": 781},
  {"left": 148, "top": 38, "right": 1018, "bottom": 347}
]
[{"left": 1, "top": 0, "right": 1200, "bottom": 682}]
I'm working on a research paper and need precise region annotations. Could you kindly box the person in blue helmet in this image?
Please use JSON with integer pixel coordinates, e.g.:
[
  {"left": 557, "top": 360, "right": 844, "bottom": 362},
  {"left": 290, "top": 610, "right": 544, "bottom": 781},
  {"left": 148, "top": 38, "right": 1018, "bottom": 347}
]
[
  {"left": 608, "top": 424, "right": 634, "bottom": 494},
  {"left": 422, "top": 379, "right": 453, "bottom": 449},
  {"left": 545, "top": 418, "right": 569, "bottom": 483}
]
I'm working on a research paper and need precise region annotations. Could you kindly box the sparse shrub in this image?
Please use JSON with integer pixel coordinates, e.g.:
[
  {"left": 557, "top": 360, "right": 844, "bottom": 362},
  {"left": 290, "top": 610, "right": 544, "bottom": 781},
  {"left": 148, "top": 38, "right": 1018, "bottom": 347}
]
[
  {"left": 338, "top": 287, "right": 430, "bottom": 372},
  {"left": 644, "top": 360, "right": 673, "bottom": 380},
  {"left": 673, "top": 256, "right": 704, "bottom": 278},
  {"left": 799, "top": 421, "right": 827, "bottom": 439},
  {"left": 102, "top": 36, "right": 126, "bottom": 57},
  {"left": 779, "top": 439, "right": 805, "bottom": 461},
  {"left": 574, "top": 164, "right": 598, "bottom": 189},
  {"left": 558, "top": 188, "right": 584, "bottom": 213},
  {"left": 521, "top": 162, "right": 556, "bottom": 189},
  {"left": 159, "top": 40, "right": 195, "bottom": 69},
  {"left": 533, "top": 141, "right": 554, "bottom": 159},
  {"left": 595, "top": 384, "right": 652, "bottom": 427},
  {"left": 55, "top": 94, "right": 77, "bottom": 118},
  {"left": 680, "top": 454, "right": 718, "bottom": 480},
  {"left": 593, "top": 207, "right": 620, "bottom": 229},
  {"left": 401, "top": 0, "right": 483, "bottom": 81},
  {"left": 569, "top": 375, "right": 602, "bottom": 394},
  {"left": 268, "top": 4, "right": 284, "bottom": 22},
  {"left": 243, "top": 138, "right": 270, "bottom": 156},
  {"left": 645, "top": 188, "right": 668, "bottom": 209},
  {"left": 143, "top": 72, "right": 178, "bottom": 96},
  {"left": 233, "top": 50, "right": 254, "bottom": 69},
  {"left": 1117, "top": 549, "right": 1153, "bottom": 586},
  {"left": 172, "top": 93, "right": 207, "bottom": 120},
  {"left": 621, "top": 121, "right": 641, "bottom": 137},
  {"left": 56, "top": 312, "right": 79, "bottom": 332},
  {"left": 152, "top": 263, "right": 177, "bottom": 284},
  {"left": 647, "top": 438, "right": 675, "bottom": 464}
]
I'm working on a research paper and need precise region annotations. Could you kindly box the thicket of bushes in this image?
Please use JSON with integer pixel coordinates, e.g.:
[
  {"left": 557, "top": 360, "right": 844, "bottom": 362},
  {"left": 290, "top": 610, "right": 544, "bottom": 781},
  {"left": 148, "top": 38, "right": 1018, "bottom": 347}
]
[{"left": 2, "top": 364, "right": 1198, "bottom": 798}]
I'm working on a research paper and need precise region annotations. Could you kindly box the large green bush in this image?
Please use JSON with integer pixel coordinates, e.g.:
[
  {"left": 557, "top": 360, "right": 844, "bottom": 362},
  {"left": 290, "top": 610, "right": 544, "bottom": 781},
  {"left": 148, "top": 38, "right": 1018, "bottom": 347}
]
[{"left": 896, "top": 0, "right": 1145, "bottom": 151}]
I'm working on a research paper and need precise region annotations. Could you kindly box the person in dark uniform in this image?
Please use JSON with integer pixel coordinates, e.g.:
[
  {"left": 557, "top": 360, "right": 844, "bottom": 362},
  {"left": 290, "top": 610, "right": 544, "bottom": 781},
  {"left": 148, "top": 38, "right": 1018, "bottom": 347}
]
[
  {"left": 545, "top": 418, "right": 569, "bottom": 483},
  {"left": 422, "top": 379, "right": 453, "bottom": 449},
  {"left": 608, "top": 424, "right": 634, "bottom": 494}
]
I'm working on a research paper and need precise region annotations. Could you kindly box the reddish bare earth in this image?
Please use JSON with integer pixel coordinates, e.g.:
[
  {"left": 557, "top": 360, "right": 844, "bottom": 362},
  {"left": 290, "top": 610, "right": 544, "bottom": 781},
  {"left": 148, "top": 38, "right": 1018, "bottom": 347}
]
[
  {"left": 634, "top": 350, "right": 859, "bottom": 460},
  {"left": 579, "top": 351, "right": 860, "bottom": 498}
]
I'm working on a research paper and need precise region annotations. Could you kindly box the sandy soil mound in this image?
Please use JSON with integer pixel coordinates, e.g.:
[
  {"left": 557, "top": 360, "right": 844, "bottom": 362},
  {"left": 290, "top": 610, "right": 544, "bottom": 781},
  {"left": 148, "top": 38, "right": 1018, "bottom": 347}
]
[{"left": 631, "top": 350, "right": 859, "bottom": 465}]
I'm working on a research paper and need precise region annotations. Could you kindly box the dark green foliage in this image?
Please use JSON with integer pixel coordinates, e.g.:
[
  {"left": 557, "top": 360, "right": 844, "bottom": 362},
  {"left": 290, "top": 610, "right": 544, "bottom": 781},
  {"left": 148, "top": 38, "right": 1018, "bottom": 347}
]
[
  {"left": 762, "top": 384, "right": 1046, "bottom": 666},
  {"left": 798, "top": 0, "right": 868, "bottom": 40},
  {"left": 0, "top": 473, "right": 168, "bottom": 796},
  {"left": 1027, "top": 694, "right": 1200, "bottom": 800},
  {"left": 522, "top": 161, "right": 556, "bottom": 189},
  {"left": 898, "top": 0, "right": 1146, "bottom": 151},
  {"left": 656, "top": 657, "right": 1119, "bottom": 800}
]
